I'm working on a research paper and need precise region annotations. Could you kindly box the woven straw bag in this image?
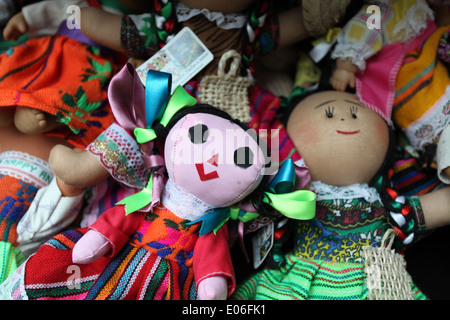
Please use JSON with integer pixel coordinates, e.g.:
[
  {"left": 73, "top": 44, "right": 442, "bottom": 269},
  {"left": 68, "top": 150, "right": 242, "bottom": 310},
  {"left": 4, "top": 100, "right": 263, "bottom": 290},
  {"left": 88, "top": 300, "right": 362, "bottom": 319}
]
[
  {"left": 362, "top": 229, "right": 414, "bottom": 300},
  {"left": 198, "top": 50, "right": 253, "bottom": 123}
]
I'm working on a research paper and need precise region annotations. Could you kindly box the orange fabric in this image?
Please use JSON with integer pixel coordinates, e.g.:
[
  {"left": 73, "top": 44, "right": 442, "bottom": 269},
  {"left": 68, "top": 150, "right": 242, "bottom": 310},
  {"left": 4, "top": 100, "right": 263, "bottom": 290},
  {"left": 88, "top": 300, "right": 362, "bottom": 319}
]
[
  {"left": 0, "top": 35, "right": 122, "bottom": 148},
  {"left": 131, "top": 206, "right": 200, "bottom": 267}
]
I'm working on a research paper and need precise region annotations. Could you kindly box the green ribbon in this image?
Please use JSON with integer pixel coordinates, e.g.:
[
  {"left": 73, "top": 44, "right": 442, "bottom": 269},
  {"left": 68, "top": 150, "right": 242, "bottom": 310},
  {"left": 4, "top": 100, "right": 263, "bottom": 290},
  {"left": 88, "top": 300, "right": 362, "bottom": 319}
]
[
  {"left": 190, "top": 159, "right": 316, "bottom": 236},
  {"left": 117, "top": 173, "right": 154, "bottom": 215},
  {"left": 117, "top": 83, "right": 197, "bottom": 215},
  {"left": 134, "top": 86, "right": 197, "bottom": 143},
  {"left": 190, "top": 206, "right": 259, "bottom": 236},
  {"left": 262, "top": 159, "right": 316, "bottom": 220}
]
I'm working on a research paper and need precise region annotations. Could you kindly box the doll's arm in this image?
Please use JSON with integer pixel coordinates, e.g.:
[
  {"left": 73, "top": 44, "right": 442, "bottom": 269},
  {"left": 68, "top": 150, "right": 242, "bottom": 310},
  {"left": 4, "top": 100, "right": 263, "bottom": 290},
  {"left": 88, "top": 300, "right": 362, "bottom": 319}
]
[
  {"left": 419, "top": 185, "right": 450, "bottom": 230},
  {"left": 72, "top": 205, "right": 145, "bottom": 263},
  {"left": 194, "top": 224, "right": 235, "bottom": 300},
  {"left": 80, "top": 6, "right": 123, "bottom": 53},
  {"left": 277, "top": 5, "right": 309, "bottom": 48},
  {"left": 4, "top": 0, "right": 89, "bottom": 40},
  {"left": 3, "top": 11, "right": 27, "bottom": 41}
]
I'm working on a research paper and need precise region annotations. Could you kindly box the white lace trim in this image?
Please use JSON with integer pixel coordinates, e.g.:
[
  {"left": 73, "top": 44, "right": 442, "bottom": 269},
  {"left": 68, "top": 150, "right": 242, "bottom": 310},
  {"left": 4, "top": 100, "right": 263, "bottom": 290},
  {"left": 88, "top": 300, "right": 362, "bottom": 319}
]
[
  {"left": 0, "top": 150, "right": 53, "bottom": 189},
  {"left": 391, "top": 0, "right": 434, "bottom": 43},
  {"left": 161, "top": 178, "right": 215, "bottom": 221},
  {"left": 331, "top": 36, "right": 377, "bottom": 71},
  {"left": 0, "top": 261, "right": 28, "bottom": 300},
  {"left": 404, "top": 85, "right": 450, "bottom": 151},
  {"left": 176, "top": 2, "right": 247, "bottom": 30},
  {"left": 310, "top": 180, "right": 381, "bottom": 203}
]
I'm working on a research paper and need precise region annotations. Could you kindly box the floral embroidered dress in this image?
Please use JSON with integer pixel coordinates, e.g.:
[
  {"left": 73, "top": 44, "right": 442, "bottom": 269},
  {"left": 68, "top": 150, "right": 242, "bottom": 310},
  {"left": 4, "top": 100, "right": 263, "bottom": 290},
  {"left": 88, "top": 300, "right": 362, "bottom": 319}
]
[
  {"left": 232, "top": 181, "right": 428, "bottom": 300},
  {"left": 0, "top": 0, "right": 127, "bottom": 284}
]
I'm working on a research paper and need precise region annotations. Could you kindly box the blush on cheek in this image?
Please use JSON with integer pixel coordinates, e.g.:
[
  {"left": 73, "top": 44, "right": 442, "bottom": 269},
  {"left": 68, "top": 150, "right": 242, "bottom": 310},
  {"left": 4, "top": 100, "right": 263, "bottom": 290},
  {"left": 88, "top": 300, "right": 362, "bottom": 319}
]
[
  {"left": 288, "top": 122, "right": 320, "bottom": 150},
  {"left": 373, "top": 119, "right": 390, "bottom": 146}
]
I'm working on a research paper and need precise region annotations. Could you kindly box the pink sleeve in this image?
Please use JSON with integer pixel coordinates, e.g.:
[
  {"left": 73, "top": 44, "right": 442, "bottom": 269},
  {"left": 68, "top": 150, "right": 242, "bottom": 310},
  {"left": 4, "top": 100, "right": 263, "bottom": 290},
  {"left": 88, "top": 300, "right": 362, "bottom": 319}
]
[
  {"left": 193, "top": 224, "right": 236, "bottom": 297},
  {"left": 90, "top": 205, "right": 145, "bottom": 257}
]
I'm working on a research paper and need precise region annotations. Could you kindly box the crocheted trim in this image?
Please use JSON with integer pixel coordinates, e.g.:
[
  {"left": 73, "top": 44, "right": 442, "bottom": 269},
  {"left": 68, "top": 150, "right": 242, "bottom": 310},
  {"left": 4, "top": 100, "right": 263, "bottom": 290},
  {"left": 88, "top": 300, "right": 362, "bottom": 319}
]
[
  {"left": 391, "top": 0, "right": 434, "bottom": 43},
  {"left": 404, "top": 85, "right": 450, "bottom": 151},
  {"left": 176, "top": 2, "right": 247, "bottom": 29},
  {"left": 198, "top": 50, "right": 253, "bottom": 123},
  {"left": 161, "top": 178, "right": 216, "bottom": 221},
  {"left": 86, "top": 123, "right": 150, "bottom": 189},
  {"left": 331, "top": 34, "right": 377, "bottom": 71},
  {"left": 0, "top": 256, "right": 28, "bottom": 300},
  {"left": 362, "top": 229, "right": 414, "bottom": 300},
  {"left": 309, "top": 181, "right": 382, "bottom": 203}
]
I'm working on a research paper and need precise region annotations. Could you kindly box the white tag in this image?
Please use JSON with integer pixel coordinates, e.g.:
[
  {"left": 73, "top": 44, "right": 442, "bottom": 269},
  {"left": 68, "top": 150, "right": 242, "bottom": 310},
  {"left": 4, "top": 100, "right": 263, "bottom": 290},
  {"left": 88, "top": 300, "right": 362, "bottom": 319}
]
[
  {"left": 136, "top": 27, "right": 214, "bottom": 93},
  {"left": 251, "top": 221, "right": 274, "bottom": 269}
]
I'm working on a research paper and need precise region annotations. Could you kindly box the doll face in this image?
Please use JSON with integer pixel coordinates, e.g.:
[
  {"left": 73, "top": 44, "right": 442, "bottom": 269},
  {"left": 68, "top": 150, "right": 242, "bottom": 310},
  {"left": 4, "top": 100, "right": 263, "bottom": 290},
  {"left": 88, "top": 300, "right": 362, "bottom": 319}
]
[
  {"left": 164, "top": 112, "right": 266, "bottom": 207},
  {"left": 286, "top": 91, "right": 390, "bottom": 186}
]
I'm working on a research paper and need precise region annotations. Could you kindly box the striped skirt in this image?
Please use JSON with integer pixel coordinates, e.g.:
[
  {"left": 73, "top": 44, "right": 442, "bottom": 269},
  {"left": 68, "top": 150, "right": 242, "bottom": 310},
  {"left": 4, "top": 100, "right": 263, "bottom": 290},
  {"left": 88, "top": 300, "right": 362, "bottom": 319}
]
[
  {"left": 232, "top": 253, "right": 427, "bottom": 300},
  {"left": 0, "top": 228, "right": 197, "bottom": 300}
]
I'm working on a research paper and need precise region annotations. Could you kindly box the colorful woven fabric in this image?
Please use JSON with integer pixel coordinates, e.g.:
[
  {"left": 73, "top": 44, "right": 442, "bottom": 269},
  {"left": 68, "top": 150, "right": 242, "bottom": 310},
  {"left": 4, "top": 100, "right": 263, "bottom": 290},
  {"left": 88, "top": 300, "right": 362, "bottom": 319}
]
[
  {"left": 0, "top": 34, "right": 121, "bottom": 148},
  {"left": 233, "top": 182, "right": 428, "bottom": 300},
  {"left": 232, "top": 253, "right": 427, "bottom": 300},
  {"left": 131, "top": 206, "right": 200, "bottom": 268},
  {"left": 0, "top": 174, "right": 38, "bottom": 283},
  {"left": 3, "top": 206, "right": 200, "bottom": 300},
  {"left": 392, "top": 146, "right": 441, "bottom": 196},
  {"left": 0, "top": 174, "right": 39, "bottom": 246},
  {"left": 0, "top": 241, "right": 25, "bottom": 284},
  {"left": 392, "top": 25, "right": 450, "bottom": 152}
]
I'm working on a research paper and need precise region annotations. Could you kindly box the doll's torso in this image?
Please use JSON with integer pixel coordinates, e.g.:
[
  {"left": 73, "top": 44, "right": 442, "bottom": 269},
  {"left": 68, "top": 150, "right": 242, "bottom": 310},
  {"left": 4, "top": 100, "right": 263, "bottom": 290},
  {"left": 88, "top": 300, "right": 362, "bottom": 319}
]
[
  {"left": 130, "top": 205, "right": 200, "bottom": 267},
  {"left": 294, "top": 182, "right": 391, "bottom": 263}
]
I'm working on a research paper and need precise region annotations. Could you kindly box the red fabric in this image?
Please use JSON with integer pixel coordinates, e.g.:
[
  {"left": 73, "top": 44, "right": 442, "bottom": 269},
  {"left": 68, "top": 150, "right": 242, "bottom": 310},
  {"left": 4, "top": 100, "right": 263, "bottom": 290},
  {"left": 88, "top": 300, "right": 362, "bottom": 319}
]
[
  {"left": 89, "top": 205, "right": 145, "bottom": 257},
  {"left": 193, "top": 224, "right": 236, "bottom": 297}
]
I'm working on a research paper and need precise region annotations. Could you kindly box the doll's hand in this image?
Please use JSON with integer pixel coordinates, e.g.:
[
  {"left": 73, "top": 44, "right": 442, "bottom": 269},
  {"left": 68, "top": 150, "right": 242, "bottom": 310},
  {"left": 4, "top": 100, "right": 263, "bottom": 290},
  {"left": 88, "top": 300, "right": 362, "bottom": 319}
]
[
  {"left": 72, "top": 229, "right": 112, "bottom": 264},
  {"left": 197, "top": 276, "right": 228, "bottom": 300},
  {"left": 331, "top": 59, "right": 358, "bottom": 92},
  {"left": 3, "top": 11, "right": 28, "bottom": 41},
  {"left": 331, "top": 68, "right": 356, "bottom": 91}
]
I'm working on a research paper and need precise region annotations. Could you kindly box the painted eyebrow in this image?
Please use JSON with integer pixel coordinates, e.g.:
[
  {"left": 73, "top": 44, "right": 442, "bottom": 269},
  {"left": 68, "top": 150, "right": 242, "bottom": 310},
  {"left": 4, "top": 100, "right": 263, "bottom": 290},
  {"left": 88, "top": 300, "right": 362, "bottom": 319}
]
[
  {"left": 344, "top": 99, "right": 365, "bottom": 107},
  {"left": 314, "top": 100, "right": 336, "bottom": 109}
]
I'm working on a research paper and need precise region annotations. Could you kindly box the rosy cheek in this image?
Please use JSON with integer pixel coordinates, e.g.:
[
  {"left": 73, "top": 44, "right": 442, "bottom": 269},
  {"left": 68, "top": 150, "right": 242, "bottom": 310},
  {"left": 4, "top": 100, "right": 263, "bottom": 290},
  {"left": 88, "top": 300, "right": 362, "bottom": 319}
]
[
  {"left": 288, "top": 122, "right": 321, "bottom": 150},
  {"left": 373, "top": 118, "right": 390, "bottom": 145}
]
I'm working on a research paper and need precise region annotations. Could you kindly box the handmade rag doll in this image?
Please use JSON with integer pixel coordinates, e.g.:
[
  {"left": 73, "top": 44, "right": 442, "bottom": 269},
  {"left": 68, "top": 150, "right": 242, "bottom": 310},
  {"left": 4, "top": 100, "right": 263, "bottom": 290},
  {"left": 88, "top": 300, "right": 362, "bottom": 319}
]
[
  {"left": 232, "top": 90, "right": 450, "bottom": 300},
  {"left": 48, "top": 0, "right": 355, "bottom": 192},
  {"left": 330, "top": 0, "right": 435, "bottom": 124},
  {"left": 0, "top": 68, "right": 316, "bottom": 300}
]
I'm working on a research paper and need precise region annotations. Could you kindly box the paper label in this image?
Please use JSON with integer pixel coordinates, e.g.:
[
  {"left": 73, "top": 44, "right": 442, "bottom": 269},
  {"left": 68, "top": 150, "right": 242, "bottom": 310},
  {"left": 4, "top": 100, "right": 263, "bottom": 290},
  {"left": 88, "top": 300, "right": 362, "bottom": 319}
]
[
  {"left": 251, "top": 221, "right": 274, "bottom": 269},
  {"left": 136, "top": 27, "right": 213, "bottom": 93}
]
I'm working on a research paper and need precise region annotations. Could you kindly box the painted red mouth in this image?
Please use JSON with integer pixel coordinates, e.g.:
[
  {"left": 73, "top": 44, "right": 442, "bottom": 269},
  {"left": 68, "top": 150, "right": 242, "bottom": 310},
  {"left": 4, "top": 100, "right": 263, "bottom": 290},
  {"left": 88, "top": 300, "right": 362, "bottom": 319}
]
[
  {"left": 196, "top": 154, "right": 220, "bottom": 181},
  {"left": 195, "top": 163, "right": 219, "bottom": 181},
  {"left": 336, "top": 130, "right": 360, "bottom": 135}
]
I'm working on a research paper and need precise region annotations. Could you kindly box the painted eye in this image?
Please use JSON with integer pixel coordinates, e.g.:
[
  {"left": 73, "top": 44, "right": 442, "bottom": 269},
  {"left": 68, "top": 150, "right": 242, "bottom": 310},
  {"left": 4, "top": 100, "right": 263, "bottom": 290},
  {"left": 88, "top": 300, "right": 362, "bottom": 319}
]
[
  {"left": 188, "top": 124, "right": 209, "bottom": 144},
  {"left": 350, "top": 106, "right": 358, "bottom": 119},
  {"left": 234, "top": 147, "right": 253, "bottom": 169},
  {"left": 325, "top": 106, "right": 334, "bottom": 118}
]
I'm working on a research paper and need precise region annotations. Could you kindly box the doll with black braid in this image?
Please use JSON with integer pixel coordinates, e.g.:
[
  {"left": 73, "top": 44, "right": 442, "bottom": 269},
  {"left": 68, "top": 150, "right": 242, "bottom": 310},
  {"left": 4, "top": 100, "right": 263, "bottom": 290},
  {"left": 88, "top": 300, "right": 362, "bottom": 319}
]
[
  {"left": 48, "top": 0, "right": 353, "bottom": 188},
  {"left": 232, "top": 90, "right": 450, "bottom": 300}
]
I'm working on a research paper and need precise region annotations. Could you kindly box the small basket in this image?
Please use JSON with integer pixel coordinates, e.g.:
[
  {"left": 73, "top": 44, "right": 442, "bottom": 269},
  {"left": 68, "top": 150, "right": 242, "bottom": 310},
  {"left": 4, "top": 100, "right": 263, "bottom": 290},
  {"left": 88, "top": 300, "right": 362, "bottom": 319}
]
[
  {"left": 362, "top": 229, "right": 414, "bottom": 300},
  {"left": 198, "top": 50, "right": 253, "bottom": 123}
]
